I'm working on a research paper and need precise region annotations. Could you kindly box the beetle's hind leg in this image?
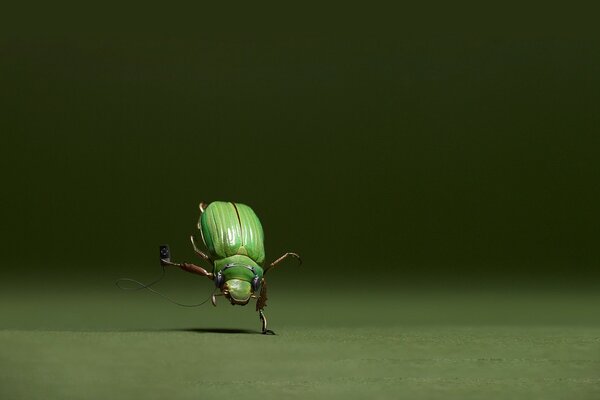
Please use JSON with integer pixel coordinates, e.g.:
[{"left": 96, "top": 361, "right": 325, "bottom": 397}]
[
  {"left": 193, "top": 203, "right": 213, "bottom": 263},
  {"left": 190, "top": 235, "right": 212, "bottom": 263},
  {"left": 199, "top": 202, "right": 208, "bottom": 214},
  {"left": 259, "top": 310, "right": 275, "bottom": 335}
]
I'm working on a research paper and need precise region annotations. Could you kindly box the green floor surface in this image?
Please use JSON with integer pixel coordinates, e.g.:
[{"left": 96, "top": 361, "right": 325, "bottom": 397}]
[{"left": 1, "top": 287, "right": 599, "bottom": 399}]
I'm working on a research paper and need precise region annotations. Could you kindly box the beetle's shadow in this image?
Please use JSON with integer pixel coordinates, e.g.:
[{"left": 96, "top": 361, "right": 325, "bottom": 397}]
[{"left": 172, "top": 328, "right": 260, "bottom": 334}]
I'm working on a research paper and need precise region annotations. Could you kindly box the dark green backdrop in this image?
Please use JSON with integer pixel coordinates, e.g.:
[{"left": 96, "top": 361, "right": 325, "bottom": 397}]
[
  {"left": 3, "top": 8, "right": 600, "bottom": 399},
  {"left": 2, "top": 8, "right": 599, "bottom": 294}
]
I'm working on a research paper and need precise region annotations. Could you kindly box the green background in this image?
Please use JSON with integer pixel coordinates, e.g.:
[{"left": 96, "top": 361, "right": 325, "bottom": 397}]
[{"left": 1, "top": 4, "right": 599, "bottom": 399}]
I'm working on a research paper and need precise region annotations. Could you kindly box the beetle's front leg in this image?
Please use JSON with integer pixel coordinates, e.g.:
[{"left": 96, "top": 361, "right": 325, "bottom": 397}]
[
  {"left": 259, "top": 310, "right": 275, "bottom": 335},
  {"left": 179, "top": 262, "right": 214, "bottom": 279},
  {"left": 161, "top": 259, "right": 213, "bottom": 280}
]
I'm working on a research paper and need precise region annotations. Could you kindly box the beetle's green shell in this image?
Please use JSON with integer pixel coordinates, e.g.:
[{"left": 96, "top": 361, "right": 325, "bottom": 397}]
[{"left": 199, "top": 202, "right": 265, "bottom": 265}]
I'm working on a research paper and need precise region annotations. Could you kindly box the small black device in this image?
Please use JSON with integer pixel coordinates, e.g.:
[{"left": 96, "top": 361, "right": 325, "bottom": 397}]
[{"left": 159, "top": 245, "right": 171, "bottom": 265}]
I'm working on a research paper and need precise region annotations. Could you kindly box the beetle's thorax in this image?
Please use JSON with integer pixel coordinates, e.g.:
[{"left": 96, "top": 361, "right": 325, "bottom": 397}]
[
  {"left": 214, "top": 255, "right": 264, "bottom": 306},
  {"left": 214, "top": 255, "right": 262, "bottom": 277}
]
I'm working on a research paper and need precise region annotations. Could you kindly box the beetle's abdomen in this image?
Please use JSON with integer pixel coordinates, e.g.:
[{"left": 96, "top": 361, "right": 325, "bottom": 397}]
[{"left": 199, "top": 201, "right": 265, "bottom": 265}]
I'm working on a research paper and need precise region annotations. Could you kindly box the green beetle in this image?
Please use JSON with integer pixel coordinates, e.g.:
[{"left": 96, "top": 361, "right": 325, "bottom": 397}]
[{"left": 162, "top": 201, "right": 301, "bottom": 334}]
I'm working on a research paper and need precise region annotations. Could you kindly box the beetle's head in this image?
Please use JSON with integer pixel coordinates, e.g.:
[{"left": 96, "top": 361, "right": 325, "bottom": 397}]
[
  {"left": 221, "top": 279, "right": 252, "bottom": 305},
  {"left": 214, "top": 263, "right": 262, "bottom": 306}
]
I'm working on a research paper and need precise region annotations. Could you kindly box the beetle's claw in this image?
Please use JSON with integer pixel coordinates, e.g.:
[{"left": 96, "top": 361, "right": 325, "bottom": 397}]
[
  {"left": 259, "top": 309, "right": 275, "bottom": 335},
  {"left": 291, "top": 253, "right": 302, "bottom": 266}
]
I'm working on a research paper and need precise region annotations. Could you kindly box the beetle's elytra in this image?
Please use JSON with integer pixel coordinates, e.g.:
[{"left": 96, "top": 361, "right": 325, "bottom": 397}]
[{"left": 162, "top": 201, "right": 301, "bottom": 334}]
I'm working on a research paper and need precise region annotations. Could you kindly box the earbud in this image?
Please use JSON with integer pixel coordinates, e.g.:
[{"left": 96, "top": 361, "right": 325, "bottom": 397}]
[
  {"left": 214, "top": 271, "right": 224, "bottom": 287},
  {"left": 251, "top": 275, "right": 261, "bottom": 292},
  {"left": 215, "top": 264, "right": 234, "bottom": 287}
]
